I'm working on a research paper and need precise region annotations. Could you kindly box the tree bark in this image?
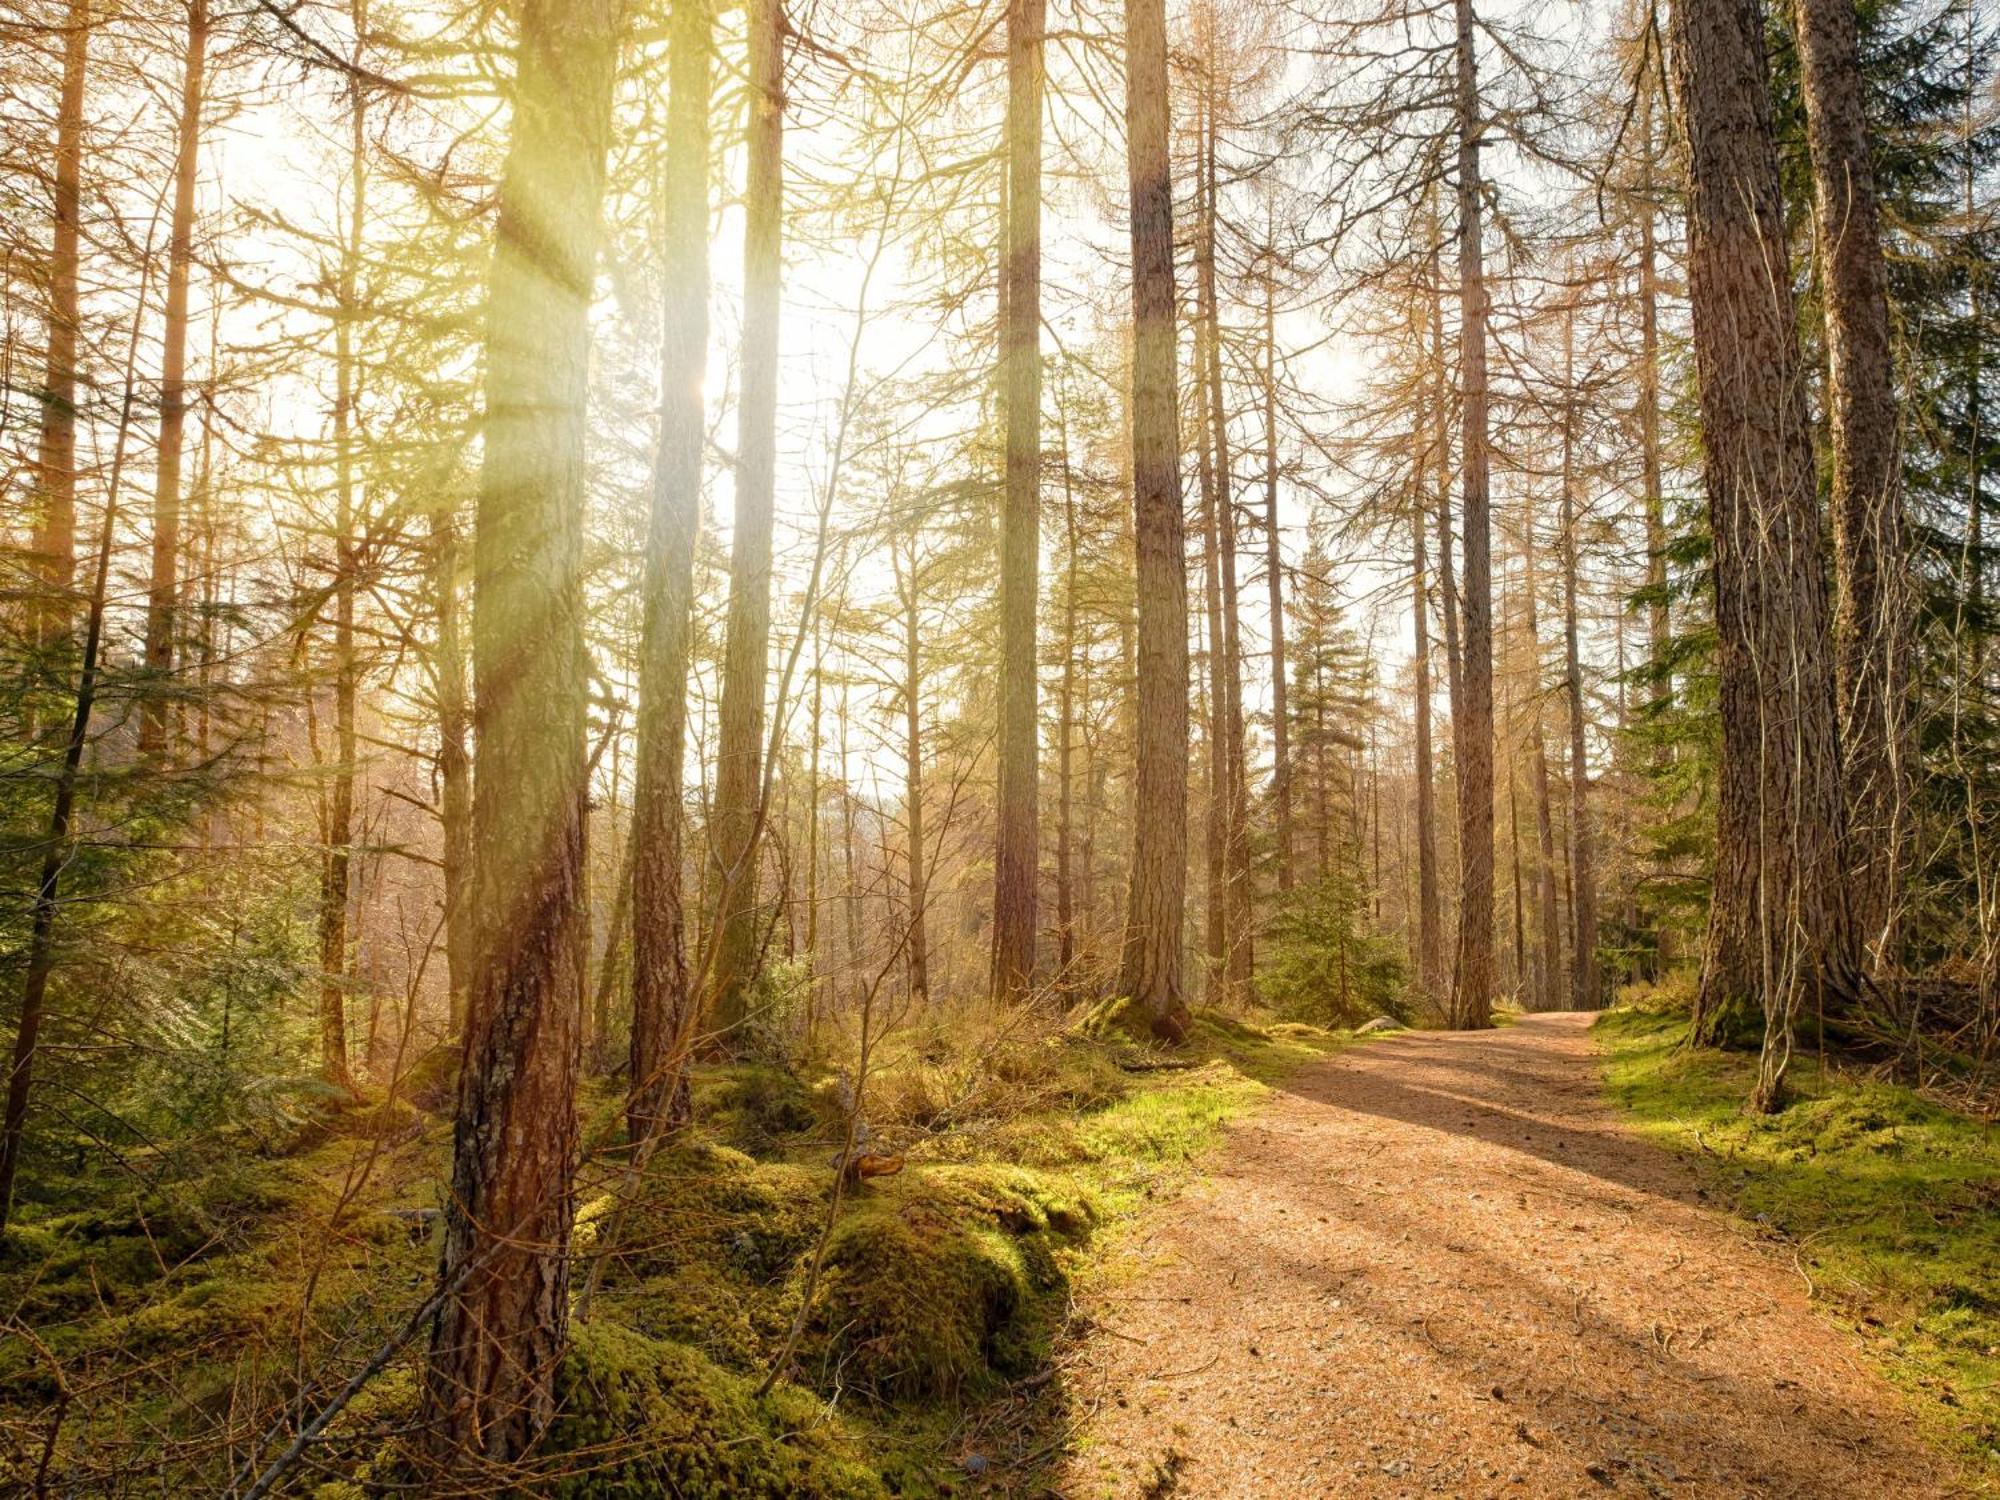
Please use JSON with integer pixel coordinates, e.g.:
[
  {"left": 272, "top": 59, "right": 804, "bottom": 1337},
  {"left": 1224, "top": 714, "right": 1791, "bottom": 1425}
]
[
  {"left": 993, "top": 0, "right": 1045, "bottom": 1002},
  {"left": 139, "top": 0, "right": 207, "bottom": 760},
  {"left": 1199, "top": 82, "right": 1252, "bottom": 1002},
  {"left": 1448, "top": 0, "right": 1495, "bottom": 1030},
  {"left": 709, "top": 0, "right": 785, "bottom": 1038},
  {"left": 1412, "top": 501, "right": 1443, "bottom": 1006},
  {"left": 898, "top": 544, "right": 931, "bottom": 1004},
  {"left": 1116, "top": 0, "right": 1191, "bottom": 1040},
  {"left": 422, "top": 0, "right": 619, "bottom": 1463},
  {"left": 1560, "top": 308, "right": 1602, "bottom": 1009},
  {"left": 1794, "top": 0, "right": 1908, "bottom": 969},
  {"left": 29, "top": 0, "right": 88, "bottom": 651},
  {"left": 318, "top": 30, "right": 365, "bottom": 1089},
  {"left": 627, "top": 0, "right": 710, "bottom": 1144},
  {"left": 1671, "top": 0, "right": 1852, "bottom": 1107},
  {"left": 431, "top": 508, "right": 473, "bottom": 1038},
  {"left": 1521, "top": 514, "right": 1562, "bottom": 1012},
  {"left": 1262, "top": 254, "right": 1293, "bottom": 894}
]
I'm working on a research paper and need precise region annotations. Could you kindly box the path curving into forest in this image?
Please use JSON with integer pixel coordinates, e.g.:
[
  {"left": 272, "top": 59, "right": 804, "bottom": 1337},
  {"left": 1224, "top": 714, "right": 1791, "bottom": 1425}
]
[{"left": 1056, "top": 1013, "right": 1954, "bottom": 1499}]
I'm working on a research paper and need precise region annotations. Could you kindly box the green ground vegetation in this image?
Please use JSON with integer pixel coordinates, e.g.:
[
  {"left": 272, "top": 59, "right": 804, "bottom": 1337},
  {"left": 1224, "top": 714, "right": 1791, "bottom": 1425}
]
[
  {"left": 1595, "top": 992, "right": 2000, "bottom": 1488},
  {"left": 0, "top": 1005, "right": 1349, "bottom": 1494}
]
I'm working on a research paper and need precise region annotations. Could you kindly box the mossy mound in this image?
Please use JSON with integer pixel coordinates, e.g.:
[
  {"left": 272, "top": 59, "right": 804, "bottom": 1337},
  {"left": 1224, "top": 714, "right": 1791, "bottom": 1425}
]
[
  {"left": 692, "top": 1064, "right": 829, "bottom": 1155},
  {"left": 593, "top": 1144, "right": 828, "bottom": 1368},
  {"left": 540, "top": 1322, "right": 885, "bottom": 1499},
  {"left": 1075, "top": 993, "right": 1189, "bottom": 1045},
  {"left": 805, "top": 1165, "right": 1094, "bottom": 1400},
  {"left": 397, "top": 1043, "right": 460, "bottom": 1115}
]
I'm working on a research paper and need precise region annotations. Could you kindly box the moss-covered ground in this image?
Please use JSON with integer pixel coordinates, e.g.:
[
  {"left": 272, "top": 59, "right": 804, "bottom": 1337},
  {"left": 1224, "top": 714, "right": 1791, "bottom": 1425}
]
[
  {"left": 0, "top": 1007, "right": 1351, "bottom": 1494},
  {"left": 1595, "top": 997, "right": 2000, "bottom": 1488}
]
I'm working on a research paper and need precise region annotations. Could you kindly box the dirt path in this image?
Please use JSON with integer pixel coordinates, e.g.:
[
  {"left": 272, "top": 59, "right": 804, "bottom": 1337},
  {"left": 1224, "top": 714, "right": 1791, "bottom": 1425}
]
[{"left": 1055, "top": 1013, "right": 1955, "bottom": 1499}]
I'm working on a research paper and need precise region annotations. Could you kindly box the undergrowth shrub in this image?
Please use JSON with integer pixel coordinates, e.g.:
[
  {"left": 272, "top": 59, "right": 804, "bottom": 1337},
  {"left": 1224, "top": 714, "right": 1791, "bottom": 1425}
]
[{"left": 1258, "top": 870, "right": 1406, "bottom": 1028}]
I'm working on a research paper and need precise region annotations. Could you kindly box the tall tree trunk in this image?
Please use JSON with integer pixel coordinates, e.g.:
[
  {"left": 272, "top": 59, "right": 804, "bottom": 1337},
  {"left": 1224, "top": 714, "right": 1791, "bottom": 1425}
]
[
  {"left": 1636, "top": 80, "right": 1675, "bottom": 973},
  {"left": 993, "top": 0, "right": 1045, "bottom": 1002},
  {"left": 1057, "top": 419, "right": 1080, "bottom": 980},
  {"left": 709, "top": 0, "right": 785, "bottom": 1037},
  {"left": 432, "top": 508, "right": 473, "bottom": 1037},
  {"left": 1637, "top": 82, "right": 1670, "bottom": 727},
  {"left": 422, "top": 0, "right": 618, "bottom": 1462},
  {"left": 627, "top": 0, "right": 710, "bottom": 1143},
  {"left": 1794, "top": 0, "right": 1908, "bottom": 969},
  {"left": 1560, "top": 308, "right": 1602, "bottom": 1009},
  {"left": 318, "top": 33, "right": 365, "bottom": 1089},
  {"left": 139, "top": 0, "right": 207, "bottom": 759},
  {"left": 1412, "top": 501, "right": 1443, "bottom": 1006},
  {"left": 0, "top": 343, "right": 134, "bottom": 1237},
  {"left": 1672, "top": 0, "right": 1852, "bottom": 1107},
  {"left": 1262, "top": 253, "right": 1293, "bottom": 893},
  {"left": 1448, "top": 0, "right": 1495, "bottom": 1029},
  {"left": 1199, "top": 79, "right": 1251, "bottom": 1001},
  {"left": 1116, "top": 0, "right": 1191, "bottom": 1040},
  {"left": 29, "top": 0, "right": 88, "bottom": 651},
  {"left": 1197, "top": 258, "right": 1229, "bottom": 996},
  {"left": 899, "top": 546, "right": 931, "bottom": 1003},
  {"left": 1521, "top": 517, "right": 1562, "bottom": 1012}
]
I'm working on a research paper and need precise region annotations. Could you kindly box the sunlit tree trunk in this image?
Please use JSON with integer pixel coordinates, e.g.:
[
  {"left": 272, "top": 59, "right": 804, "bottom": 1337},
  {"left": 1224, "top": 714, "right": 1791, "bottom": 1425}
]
[
  {"left": 1262, "top": 253, "right": 1293, "bottom": 894},
  {"left": 710, "top": 0, "right": 785, "bottom": 1038},
  {"left": 1116, "top": 0, "right": 1191, "bottom": 1040},
  {"left": 139, "top": 0, "right": 207, "bottom": 760},
  {"left": 993, "top": 0, "right": 1044, "bottom": 1002},
  {"left": 1057, "top": 419, "right": 1081, "bottom": 980},
  {"left": 422, "top": 0, "right": 619, "bottom": 1461},
  {"left": 627, "top": 0, "right": 710, "bottom": 1143},
  {"left": 1793, "top": 0, "right": 1908, "bottom": 969},
  {"left": 1672, "top": 0, "right": 1852, "bottom": 1107},
  {"left": 1196, "top": 267, "right": 1229, "bottom": 995},
  {"left": 431, "top": 507, "right": 473, "bottom": 1037},
  {"left": 1560, "top": 307, "right": 1602, "bottom": 1009},
  {"left": 29, "top": 0, "right": 88, "bottom": 652},
  {"left": 1198, "top": 79, "right": 1252, "bottom": 1002},
  {"left": 317, "top": 25, "right": 364, "bottom": 1089},
  {"left": 1448, "top": 0, "right": 1495, "bottom": 1030},
  {"left": 1520, "top": 514, "right": 1562, "bottom": 1012},
  {"left": 896, "top": 543, "right": 931, "bottom": 1004},
  {"left": 1412, "top": 500, "right": 1443, "bottom": 1006}
]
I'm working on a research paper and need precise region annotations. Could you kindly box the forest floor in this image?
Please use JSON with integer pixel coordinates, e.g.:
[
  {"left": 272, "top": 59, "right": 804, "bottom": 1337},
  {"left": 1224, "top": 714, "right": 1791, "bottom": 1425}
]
[{"left": 1051, "top": 1013, "right": 1960, "bottom": 1499}]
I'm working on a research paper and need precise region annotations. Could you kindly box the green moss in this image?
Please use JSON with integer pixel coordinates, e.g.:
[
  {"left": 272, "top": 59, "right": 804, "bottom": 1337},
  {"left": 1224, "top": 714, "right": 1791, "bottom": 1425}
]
[
  {"left": 1596, "top": 1004, "right": 2000, "bottom": 1483},
  {"left": 692, "top": 1065, "right": 829, "bottom": 1155},
  {"left": 1075, "top": 992, "right": 1187, "bottom": 1044},
  {"left": 540, "top": 1322, "right": 885, "bottom": 1499}
]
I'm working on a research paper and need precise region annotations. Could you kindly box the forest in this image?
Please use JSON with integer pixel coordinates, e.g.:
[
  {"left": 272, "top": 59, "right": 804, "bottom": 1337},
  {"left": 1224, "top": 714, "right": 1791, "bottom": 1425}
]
[{"left": 1, "top": 0, "right": 1997, "bottom": 1492}]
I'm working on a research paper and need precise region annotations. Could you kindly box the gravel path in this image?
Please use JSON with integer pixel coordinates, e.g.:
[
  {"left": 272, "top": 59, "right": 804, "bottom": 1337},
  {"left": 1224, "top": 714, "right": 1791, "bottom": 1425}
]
[{"left": 1056, "top": 1012, "right": 1955, "bottom": 1499}]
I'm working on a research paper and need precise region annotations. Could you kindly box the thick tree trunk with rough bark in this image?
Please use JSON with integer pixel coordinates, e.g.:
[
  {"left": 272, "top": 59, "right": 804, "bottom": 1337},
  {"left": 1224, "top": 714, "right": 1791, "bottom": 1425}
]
[
  {"left": 1449, "top": 0, "right": 1495, "bottom": 1030},
  {"left": 627, "top": 0, "right": 710, "bottom": 1144},
  {"left": 993, "top": 0, "right": 1044, "bottom": 1002},
  {"left": 421, "top": 0, "right": 618, "bottom": 1463},
  {"left": 709, "top": 0, "right": 785, "bottom": 1039},
  {"left": 139, "top": 0, "right": 206, "bottom": 760},
  {"left": 1116, "top": 0, "right": 1191, "bottom": 1040},
  {"left": 1793, "top": 0, "right": 1908, "bottom": 969},
  {"left": 1671, "top": 0, "right": 1852, "bottom": 1108}
]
